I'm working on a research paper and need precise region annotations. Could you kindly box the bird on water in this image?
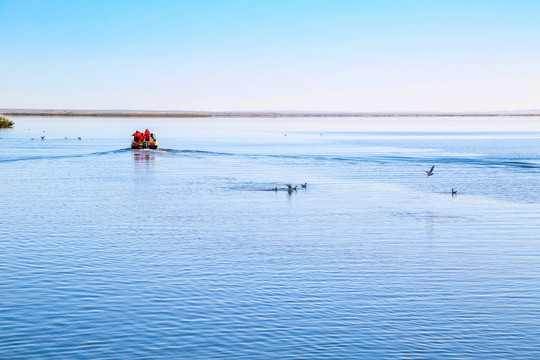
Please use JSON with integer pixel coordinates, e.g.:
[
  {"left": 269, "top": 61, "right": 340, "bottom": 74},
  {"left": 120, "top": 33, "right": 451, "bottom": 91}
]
[
  {"left": 273, "top": 183, "right": 306, "bottom": 192},
  {"left": 286, "top": 184, "right": 297, "bottom": 191},
  {"left": 424, "top": 165, "right": 435, "bottom": 177}
]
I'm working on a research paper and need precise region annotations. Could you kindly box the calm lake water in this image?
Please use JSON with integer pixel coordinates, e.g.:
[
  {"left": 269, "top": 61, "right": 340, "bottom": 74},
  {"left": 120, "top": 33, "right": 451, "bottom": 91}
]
[{"left": 1, "top": 116, "right": 539, "bottom": 359}]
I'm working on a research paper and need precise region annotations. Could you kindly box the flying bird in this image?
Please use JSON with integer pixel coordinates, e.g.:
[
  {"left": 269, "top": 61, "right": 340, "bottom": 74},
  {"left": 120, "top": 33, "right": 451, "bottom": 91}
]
[{"left": 424, "top": 165, "right": 435, "bottom": 177}]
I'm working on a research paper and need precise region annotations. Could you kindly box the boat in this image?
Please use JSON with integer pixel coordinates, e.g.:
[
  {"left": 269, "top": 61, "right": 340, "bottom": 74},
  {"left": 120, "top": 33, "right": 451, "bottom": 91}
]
[{"left": 131, "top": 138, "right": 158, "bottom": 149}]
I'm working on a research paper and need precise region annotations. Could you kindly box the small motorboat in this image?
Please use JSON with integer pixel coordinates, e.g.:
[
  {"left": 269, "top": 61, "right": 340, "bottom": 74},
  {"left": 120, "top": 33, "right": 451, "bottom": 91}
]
[
  {"left": 131, "top": 138, "right": 158, "bottom": 149},
  {"left": 131, "top": 130, "right": 159, "bottom": 149}
]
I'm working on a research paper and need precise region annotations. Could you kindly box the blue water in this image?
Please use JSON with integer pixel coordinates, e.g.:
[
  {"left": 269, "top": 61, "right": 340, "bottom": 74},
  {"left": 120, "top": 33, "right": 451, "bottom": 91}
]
[{"left": 1, "top": 116, "right": 539, "bottom": 359}]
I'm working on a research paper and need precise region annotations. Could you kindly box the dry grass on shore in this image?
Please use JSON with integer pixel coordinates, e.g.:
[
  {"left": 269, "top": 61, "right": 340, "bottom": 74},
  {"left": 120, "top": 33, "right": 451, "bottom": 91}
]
[{"left": 0, "top": 116, "right": 14, "bottom": 128}]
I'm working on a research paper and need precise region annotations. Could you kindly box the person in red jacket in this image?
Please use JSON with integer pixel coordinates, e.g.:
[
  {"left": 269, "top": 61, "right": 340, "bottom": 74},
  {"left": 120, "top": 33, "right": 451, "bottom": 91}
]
[
  {"left": 132, "top": 130, "right": 142, "bottom": 142},
  {"left": 144, "top": 129, "right": 151, "bottom": 141}
]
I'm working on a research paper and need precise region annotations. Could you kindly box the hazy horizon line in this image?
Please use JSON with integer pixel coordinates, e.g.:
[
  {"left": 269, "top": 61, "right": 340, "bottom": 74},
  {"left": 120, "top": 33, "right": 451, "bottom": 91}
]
[{"left": 2, "top": 108, "right": 540, "bottom": 116}]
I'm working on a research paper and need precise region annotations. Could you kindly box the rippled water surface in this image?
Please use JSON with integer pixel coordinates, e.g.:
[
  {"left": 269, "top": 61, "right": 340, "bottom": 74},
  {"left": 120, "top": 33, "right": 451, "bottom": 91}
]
[{"left": 1, "top": 116, "right": 539, "bottom": 359}]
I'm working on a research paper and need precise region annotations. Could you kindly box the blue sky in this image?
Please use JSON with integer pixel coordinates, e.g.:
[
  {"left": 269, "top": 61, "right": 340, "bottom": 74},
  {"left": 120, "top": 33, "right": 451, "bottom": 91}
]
[{"left": 1, "top": 0, "right": 539, "bottom": 111}]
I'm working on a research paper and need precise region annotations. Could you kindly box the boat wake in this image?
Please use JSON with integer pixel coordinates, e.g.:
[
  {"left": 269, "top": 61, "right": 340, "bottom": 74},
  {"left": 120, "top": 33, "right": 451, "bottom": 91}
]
[
  {"left": 0, "top": 148, "right": 131, "bottom": 163},
  {"left": 2, "top": 146, "right": 539, "bottom": 171}
]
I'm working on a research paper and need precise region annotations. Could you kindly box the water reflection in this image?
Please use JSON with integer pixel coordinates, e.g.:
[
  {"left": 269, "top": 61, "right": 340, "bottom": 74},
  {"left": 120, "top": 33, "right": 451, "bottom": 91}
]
[
  {"left": 424, "top": 210, "right": 434, "bottom": 236},
  {"left": 132, "top": 150, "right": 154, "bottom": 169}
]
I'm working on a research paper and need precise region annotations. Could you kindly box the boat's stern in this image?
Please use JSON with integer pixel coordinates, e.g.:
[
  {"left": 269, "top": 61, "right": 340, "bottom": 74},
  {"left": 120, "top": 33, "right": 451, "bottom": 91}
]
[{"left": 131, "top": 140, "right": 158, "bottom": 149}]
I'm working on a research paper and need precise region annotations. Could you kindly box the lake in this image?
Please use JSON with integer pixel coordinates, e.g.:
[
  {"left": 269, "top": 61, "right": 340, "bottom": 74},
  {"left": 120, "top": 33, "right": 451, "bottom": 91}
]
[{"left": 1, "top": 116, "right": 539, "bottom": 359}]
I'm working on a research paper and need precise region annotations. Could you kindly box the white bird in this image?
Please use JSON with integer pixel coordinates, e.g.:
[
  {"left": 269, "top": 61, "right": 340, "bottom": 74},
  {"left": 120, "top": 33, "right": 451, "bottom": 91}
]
[{"left": 424, "top": 165, "right": 435, "bottom": 177}]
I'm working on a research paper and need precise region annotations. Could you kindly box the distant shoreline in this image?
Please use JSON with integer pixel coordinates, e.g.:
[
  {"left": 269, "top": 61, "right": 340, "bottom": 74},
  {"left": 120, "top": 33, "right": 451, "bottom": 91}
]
[
  {"left": 1, "top": 109, "right": 539, "bottom": 118},
  {"left": 0, "top": 110, "right": 212, "bottom": 118}
]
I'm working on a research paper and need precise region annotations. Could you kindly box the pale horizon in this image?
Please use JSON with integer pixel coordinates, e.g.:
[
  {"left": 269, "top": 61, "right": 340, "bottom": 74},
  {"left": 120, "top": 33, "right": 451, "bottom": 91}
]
[{"left": 2, "top": 107, "right": 540, "bottom": 115}]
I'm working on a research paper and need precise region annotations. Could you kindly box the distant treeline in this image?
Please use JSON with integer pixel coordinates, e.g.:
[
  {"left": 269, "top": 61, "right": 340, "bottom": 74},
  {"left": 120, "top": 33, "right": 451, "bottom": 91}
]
[
  {"left": 1, "top": 110, "right": 539, "bottom": 118},
  {"left": 1, "top": 112, "right": 211, "bottom": 118}
]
